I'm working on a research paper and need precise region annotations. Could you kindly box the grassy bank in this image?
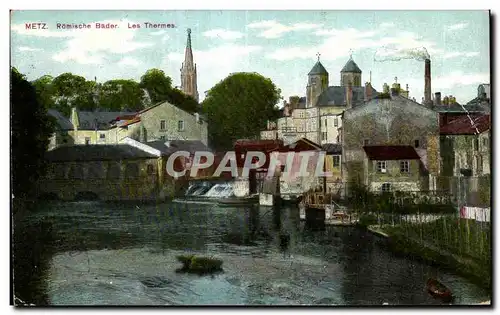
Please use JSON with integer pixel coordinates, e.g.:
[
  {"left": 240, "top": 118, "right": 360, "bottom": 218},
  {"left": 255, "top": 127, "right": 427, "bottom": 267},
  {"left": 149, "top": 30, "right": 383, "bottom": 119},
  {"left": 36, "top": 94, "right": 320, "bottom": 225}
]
[{"left": 368, "top": 218, "right": 491, "bottom": 290}]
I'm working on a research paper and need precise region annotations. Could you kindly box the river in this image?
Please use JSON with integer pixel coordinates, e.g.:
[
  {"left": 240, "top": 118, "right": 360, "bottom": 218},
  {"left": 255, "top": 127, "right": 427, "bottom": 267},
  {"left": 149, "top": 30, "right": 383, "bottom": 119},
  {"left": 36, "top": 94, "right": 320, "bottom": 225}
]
[{"left": 13, "top": 200, "right": 490, "bottom": 306}]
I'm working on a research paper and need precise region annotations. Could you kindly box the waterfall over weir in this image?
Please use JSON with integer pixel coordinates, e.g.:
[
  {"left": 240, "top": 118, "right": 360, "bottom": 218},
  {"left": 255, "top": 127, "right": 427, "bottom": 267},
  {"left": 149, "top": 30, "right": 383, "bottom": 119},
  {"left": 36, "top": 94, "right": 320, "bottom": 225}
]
[{"left": 184, "top": 182, "right": 235, "bottom": 198}]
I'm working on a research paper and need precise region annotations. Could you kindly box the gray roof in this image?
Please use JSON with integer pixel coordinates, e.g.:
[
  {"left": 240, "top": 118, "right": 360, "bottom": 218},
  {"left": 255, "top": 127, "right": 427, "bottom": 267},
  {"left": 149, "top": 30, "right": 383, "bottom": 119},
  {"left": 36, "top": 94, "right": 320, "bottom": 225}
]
[
  {"left": 146, "top": 140, "right": 210, "bottom": 155},
  {"left": 316, "top": 85, "right": 378, "bottom": 107},
  {"left": 435, "top": 103, "right": 488, "bottom": 113},
  {"left": 322, "top": 143, "right": 342, "bottom": 154},
  {"left": 341, "top": 59, "right": 362, "bottom": 73},
  {"left": 77, "top": 110, "right": 136, "bottom": 130},
  {"left": 45, "top": 144, "right": 156, "bottom": 162},
  {"left": 48, "top": 109, "right": 74, "bottom": 131},
  {"left": 308, "top": 61, "right": 329, "bottom": 75}
]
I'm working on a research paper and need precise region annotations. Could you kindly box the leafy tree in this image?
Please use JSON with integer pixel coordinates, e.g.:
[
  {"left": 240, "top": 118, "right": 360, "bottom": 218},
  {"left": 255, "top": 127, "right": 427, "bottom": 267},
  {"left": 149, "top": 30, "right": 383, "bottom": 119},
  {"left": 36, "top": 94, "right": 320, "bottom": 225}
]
[
  {"left": 52, "top": 73, "right": 97, "bottom": 116},
  {"left": 11, "top": 67, "right": 54, "bottom": 200},
  {"left": 202, "top": 72, "right": 281, "bottom": 150},
  {"left": 32, "top": 75, "right": 55, "bottom": 109},
  {"left": 139, "top": 68, "right": 173, "bottom": 104},
  {"left": 99, "top": 79, "right": 145, "bottom": 111},
  {"left": 164, "top": 88, "right": 199, "bottom": 114}
]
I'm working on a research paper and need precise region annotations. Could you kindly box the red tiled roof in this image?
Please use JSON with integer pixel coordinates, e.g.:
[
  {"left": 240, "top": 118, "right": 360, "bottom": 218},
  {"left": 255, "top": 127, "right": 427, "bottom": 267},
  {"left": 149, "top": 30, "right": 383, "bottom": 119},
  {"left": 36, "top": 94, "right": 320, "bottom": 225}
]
[
  {"left": 440, "top": 114, "right": 490, "bottom": 135},
  {"left": 363, "top": 145, "right": 420, "bottom": 160},
  {"left": 234, "top": 139, "right": 284, "bottom": 151}
]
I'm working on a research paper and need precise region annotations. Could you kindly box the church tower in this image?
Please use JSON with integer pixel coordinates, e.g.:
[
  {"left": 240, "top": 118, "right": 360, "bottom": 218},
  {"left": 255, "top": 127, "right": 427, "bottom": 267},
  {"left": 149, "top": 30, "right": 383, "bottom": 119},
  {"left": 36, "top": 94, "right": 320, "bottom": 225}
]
[
  {"left": 306, "top": 53, "right": 329, "bottom": 107},
  {"left": 340, "top": 56, "right": 362, "bottom": 87},
  {"left": 180, "top": 28, "right": 199, "bottom": 102}
]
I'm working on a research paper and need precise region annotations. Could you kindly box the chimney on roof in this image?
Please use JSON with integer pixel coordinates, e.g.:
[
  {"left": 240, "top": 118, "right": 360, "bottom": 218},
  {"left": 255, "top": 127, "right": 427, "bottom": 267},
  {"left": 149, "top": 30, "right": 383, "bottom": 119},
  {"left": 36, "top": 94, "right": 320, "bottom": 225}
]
[
  {"left": 346, "top": 81, "right": 353, "bottom": 109},
  {"left": 390, "top": 88, "right": 399, "bottom": 97},
  {"left": 364, "top": 82, "right": 372, "bottom": 101},
  {"left": 434, "top": 92, "right": 441, "bottom": 106},
  {"left": 424, "top": 58, "right": 432, "bottom": 107}
]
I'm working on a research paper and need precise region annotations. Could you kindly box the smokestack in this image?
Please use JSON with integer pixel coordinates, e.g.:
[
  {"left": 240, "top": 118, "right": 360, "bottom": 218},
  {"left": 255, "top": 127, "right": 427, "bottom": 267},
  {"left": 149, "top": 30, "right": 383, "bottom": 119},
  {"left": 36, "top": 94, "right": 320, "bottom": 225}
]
[
  {"left": 364, "top": 82, "right": 372, "bottom": 101},
  {"left": 424, "top": 58, "right": 432, "bottom": 106},
  {"left": 434, "top": 92, "right": 441, "bottom": 106},
  {"left": 346, "top": 81, "right": 353, "bottom": 108}
]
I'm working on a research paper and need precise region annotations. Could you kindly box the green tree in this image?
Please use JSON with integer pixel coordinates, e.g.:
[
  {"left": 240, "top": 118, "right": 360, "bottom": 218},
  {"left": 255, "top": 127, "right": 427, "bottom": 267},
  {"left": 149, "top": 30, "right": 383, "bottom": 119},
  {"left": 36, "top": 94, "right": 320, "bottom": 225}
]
[
  {"left": 139, "top": 68, "right": 173, "bottom": 104},
  {"left": 32, "top": 75, "right": 55, "bottom": 109},
  {"left": 202, "top": 72, "right": 281, "bottom": 150},
  {"left": 164, "top": 87, "right": 199, "bottom": 114},
  {"left": 11, "top": 67, "right": 54, "bottom": 199},
  {"left": 52, "top": 73, "right": 97, "bottom": 116},
  {"left": 99, "top": 79, "right": 145, "bottom": 111}
]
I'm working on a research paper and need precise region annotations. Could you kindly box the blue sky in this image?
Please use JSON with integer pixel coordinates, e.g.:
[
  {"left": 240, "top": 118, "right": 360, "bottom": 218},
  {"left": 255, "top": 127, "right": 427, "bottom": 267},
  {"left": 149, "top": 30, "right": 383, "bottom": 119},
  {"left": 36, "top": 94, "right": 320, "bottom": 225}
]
[{"left": 11, "top": 10, "right": 490, "bottom": 104}]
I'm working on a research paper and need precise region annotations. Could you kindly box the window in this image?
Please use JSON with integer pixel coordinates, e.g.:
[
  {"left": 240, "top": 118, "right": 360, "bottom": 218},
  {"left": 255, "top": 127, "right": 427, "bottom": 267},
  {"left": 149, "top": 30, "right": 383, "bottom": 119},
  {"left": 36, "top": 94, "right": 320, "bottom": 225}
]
[
  {"left": 160, "top": 120, "right": 166, "bottom": 131},
  {"left": 100, "top": 133, "right": 106, "bottom": 139},
  {"left": 363, "top": 139, "right": 370, "bottom": 146},
  {"left": 377, "top": 161, "right": 387, "bottom": 173},
  {"left": 334, "top": 117, "right": 338, "bottom": 127},
  {"left": 381, "top": 183, "right": 392, "bottom": 192},
  {"left": 124, "top": 163, "right": 140, "bottom": 179},
  {"left": 333, "top": 156, "right": 340, "bottom": 167},
  {"left": 299, "top": 112, "right": 304, "bottom": 118},
  {"left": 178, "top": 120, "right": 185, "bottom": 131},
  {"left": 85, "top": 137, "right": 90, "bottom": 145},
  {"left": 400, "top": 160, "right": 410, "bottom": 173},
  {"left": 160, "top": 135, "right": 166, "bottom": 141},
  {"left": 414, "top": 139, "right": 420, "bottom": 148},
  {"left": 324, "top": 119, "right": 327, "bottom": 127},
  {"left": 322, "top": 132, "right": 327, "bottom": 140},
  {"left": 473, "top": 138, "right": 479, "bottom": 151}
]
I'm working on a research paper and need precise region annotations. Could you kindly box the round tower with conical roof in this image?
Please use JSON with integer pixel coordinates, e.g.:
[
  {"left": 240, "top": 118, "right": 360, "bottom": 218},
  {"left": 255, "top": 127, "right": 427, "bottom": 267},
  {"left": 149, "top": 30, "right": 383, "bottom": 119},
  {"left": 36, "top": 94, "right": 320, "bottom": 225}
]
[
  {"left": 340, "top": 57, "right": 362, "bottom": 87},
  {"left": 306, "top": 53, "right": 329, "bottom": 107}
]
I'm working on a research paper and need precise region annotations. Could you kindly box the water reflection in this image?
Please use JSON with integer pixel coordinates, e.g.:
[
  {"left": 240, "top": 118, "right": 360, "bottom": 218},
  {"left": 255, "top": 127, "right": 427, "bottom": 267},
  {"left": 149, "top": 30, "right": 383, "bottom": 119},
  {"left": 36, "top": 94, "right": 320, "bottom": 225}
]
[{"left": 13, "top": 200, "right": 489, "bottom": 306}]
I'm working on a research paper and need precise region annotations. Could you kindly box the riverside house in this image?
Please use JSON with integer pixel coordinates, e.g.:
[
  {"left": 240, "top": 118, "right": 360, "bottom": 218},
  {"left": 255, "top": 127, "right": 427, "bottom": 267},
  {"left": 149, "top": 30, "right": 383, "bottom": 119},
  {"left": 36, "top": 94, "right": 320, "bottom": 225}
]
[{"left": 362, "top": 145, "right": 426, "bottom": 193}]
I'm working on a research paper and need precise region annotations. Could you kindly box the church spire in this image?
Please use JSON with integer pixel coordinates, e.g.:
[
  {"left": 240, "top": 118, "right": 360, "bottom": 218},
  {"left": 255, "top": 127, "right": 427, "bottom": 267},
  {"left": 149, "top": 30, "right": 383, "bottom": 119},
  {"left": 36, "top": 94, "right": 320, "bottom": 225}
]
[{"left": 180, "top": 28, "right": 199, "bottom": 102}]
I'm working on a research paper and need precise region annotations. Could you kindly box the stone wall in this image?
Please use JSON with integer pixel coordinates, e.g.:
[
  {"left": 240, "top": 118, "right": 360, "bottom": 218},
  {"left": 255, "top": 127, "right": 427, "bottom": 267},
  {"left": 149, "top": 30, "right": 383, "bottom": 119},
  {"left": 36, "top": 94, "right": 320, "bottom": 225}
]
[{"left": 37, "top": 158, "right": 172, "bottom": 201}]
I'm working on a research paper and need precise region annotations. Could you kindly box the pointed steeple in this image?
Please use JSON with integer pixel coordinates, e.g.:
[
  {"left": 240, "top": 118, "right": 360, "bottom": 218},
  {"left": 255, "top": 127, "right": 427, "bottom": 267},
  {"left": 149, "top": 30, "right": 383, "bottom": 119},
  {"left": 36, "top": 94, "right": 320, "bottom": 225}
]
[
  {"left": 180, "top": 28, "right": 199, "bottom": 102},
  {"left": 183, "top": 28, "right": 194, "bottom": 68}
]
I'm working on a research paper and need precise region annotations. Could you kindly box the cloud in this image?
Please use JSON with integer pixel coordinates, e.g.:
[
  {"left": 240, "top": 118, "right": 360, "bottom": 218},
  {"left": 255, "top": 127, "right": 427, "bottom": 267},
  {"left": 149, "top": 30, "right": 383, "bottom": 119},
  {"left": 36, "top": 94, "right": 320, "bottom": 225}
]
[
  {"left": 150, "top": 30, "right": 166, "bottom": 36},
  {"left": 442, "top": 51, "right": 480, "bottom": 59},
  {"left": 446, "top": 23, "right": 469, "bottom": 31},
  {"left": 433, "top": 71, "right": 489, "bottom": 89},
  {"left": 379, "top": 22, "right": 395, "bottom": 29},
  {"left": 203, "top": 29, "right": 244, "bottom": 40},
  {"left": 13, "top": 20, "right": 154, "bottom": 65},
  {"left": 118, "top": 57, "right": 141, "bottom": 67},
  {"left": 246, "top": 20, "right": 322, "bottom": 39},
  {"left": 18, "top": 46, "right": 42, "bottom": 52}
]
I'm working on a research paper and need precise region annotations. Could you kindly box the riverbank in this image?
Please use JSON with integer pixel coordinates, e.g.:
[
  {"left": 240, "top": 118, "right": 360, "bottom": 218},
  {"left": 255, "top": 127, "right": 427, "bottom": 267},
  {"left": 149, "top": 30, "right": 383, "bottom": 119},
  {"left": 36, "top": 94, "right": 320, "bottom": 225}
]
[{"left": 367, "top": 225, "right": 491, "bottom": 291}]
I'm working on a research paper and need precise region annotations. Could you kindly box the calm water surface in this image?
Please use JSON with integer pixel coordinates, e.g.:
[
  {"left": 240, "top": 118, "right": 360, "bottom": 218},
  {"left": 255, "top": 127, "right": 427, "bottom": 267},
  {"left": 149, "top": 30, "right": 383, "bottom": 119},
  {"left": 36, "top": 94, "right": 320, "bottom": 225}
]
[{"left": 15, "top": 200, "right": 490, "bottom": 305}]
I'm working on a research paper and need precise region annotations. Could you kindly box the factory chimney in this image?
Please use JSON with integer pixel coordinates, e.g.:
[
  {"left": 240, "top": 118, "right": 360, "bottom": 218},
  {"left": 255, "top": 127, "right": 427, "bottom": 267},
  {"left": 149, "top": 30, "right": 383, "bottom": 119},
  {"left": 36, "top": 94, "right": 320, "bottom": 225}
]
[{"left": 424, "top": 58, "right": 432, "bottom": 106}]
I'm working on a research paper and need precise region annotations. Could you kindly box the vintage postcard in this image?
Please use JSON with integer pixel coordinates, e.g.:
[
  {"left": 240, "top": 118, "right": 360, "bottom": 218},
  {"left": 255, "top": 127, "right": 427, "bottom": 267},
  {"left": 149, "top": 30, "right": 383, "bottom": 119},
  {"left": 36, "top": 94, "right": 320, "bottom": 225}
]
[{"left": 11, "top": 10, "right": 491, "bottom": 306}]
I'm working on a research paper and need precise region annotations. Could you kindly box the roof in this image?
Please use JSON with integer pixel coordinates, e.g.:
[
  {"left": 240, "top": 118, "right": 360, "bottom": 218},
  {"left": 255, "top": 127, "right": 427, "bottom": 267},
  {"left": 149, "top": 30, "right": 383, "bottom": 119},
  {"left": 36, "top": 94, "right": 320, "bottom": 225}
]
[
  {"left": 322, "top": 143, "right": 342, "bottom": 154},
  {"left": 341, "top": 59, "right": 362, "bottom": 73},
  {"left": 308, "top": 61, "right": 329, "bottom": 75},
  {"left": 146, "top": 140, "right": 210, "bottom": 155},
  {"left": 277, "top": 138, "right": 321, "bottom": 152},
  {"left": 363, "top": 145, "right": 421, "bottom": 160},
  {"left": 440, "top": 114, "right": 490, "bottom": 135},
  {"left": 44, "top": 144, "right": 157, "bottom": 162},
  {"left": 316, "top": 85, "right": 378, "bottom": 107},
  {"left": 77, "top": 110, "right": 136, "bottom": 130},
  {"left": 48, "top": 109, "right": 74, "bottom": 130}
]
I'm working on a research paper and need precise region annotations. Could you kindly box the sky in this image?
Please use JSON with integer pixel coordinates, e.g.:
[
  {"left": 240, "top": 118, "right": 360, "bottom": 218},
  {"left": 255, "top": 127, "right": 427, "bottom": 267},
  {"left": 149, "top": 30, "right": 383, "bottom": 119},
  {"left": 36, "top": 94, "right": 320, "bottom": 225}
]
[{"left": 11, "top": 10, "right": 490, "bottom": 105}]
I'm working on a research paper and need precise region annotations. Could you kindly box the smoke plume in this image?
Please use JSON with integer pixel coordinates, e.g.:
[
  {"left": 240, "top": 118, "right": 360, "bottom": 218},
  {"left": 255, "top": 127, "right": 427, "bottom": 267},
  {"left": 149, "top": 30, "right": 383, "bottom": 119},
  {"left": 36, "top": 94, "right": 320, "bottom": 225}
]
[{"left": 374, "top": 46, "right": 431, "bottom": 62}]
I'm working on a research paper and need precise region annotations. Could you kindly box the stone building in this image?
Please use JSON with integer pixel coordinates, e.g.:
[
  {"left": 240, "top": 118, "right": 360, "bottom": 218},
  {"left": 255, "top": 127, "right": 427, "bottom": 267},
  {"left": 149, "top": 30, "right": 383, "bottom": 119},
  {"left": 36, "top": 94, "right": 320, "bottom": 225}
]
[
  {"left": 261, "top": 56, "right": 379, "bottom": 145},
  {"left": 117, "top": 101, "right": 208, "bottom": 146},
  {"left": 47, "top": 109, "right": 75, "bottom": 150},
  {"left": 37, "top": 144, "right": 166, "bottom": 201},
  {"left": 362, "top": 145, "right": 427, "bottom": 192},
  {"left": 341, "top": 88, "right": 440, "bottom": 195}
]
